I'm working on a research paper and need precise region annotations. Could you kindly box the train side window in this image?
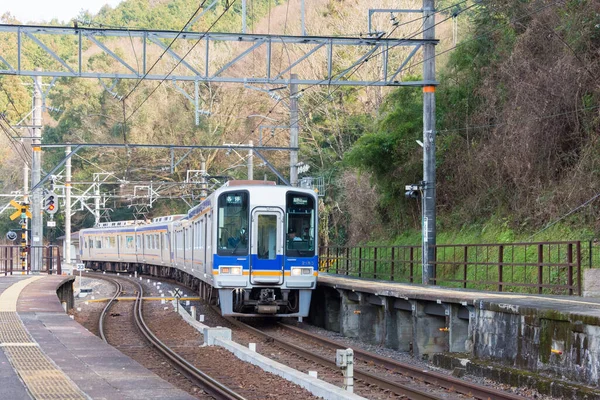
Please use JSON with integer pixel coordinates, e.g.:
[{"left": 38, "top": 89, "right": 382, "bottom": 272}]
[
  {"left": 286, "top": 193, "right": 316, "bottom": 256},
  {"left": 89, "top": 238, "right": 93, "bottom": 249},
  {"left": 155, "top": 234, "right": 159, "bottom": 250}
]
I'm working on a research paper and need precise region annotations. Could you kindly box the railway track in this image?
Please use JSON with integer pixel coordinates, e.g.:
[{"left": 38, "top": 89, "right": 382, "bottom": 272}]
[
  {"left": 222, "top": 313, "right": 525, "bottom": 400},
  {"left": 275, "top": 323, "right": 525, "bottom": 400},
  {"left": 94, "top": 273, "right": 246, "bottom": 400}
]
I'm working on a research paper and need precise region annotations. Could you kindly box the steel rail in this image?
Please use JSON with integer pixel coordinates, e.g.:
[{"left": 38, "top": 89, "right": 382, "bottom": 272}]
[
  {"left": 277, "top": 323, "right": 525, "bottom": 400},
  {"left": 132, "top": 280, "right": 246, "bottom": 400},
  {"left": 98, "top": 277, "right": 122, "bottom": 343},
  {"left": 221, "top": 314, "right": 441, "bottom": 400},
  {"left": 88, "top": 272, "right": 245, "bottom": 400}
]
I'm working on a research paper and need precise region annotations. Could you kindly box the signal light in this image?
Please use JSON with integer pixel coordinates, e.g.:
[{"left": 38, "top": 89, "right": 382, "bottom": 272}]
[{"left": 44, "top": 192, "right": 58, "bottom": 215}]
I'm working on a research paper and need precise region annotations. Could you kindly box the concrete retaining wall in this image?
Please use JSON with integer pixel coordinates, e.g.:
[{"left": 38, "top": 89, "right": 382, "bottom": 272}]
[{"left": 312, "top": 279, "right": 600, "bottom": 387}]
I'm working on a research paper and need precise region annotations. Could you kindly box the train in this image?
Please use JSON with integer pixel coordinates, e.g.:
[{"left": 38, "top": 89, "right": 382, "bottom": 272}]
[{"left": 79, "top": 180, "right": 319, "bottom": 317}]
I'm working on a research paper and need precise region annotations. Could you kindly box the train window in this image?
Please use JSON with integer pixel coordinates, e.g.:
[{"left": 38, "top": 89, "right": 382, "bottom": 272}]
[
  {"left": 155, "top": 234, "right": 159, "bottom": 249},
  {"left": 136, "top": 235, "right": 141, "bottom": 249},
  {"left": 89, "top": 238, "right": 93, "bottom": 249},
  {"left": 96, "top": 238, "right": 102, "bottom": 249},
  {"left": 109, "top": 237, "right": 116, "bottom": 248},
  {"left": 126, "top": 236, "right": 134, "bottom": 249},
  {"left": 286, "top": 193, "right": 316, "bottom": 256},
  {"left": 217, "top": 191, "right": 249, "bottom": 256}
]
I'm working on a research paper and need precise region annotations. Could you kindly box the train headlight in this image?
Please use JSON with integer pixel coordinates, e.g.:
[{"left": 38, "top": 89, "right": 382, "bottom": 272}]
[
  {"left": 291, "top": 267, "right": 313, "bottom": 276},
  {"left": 220, "top": 266, "right": 242, "bottom": 275}
]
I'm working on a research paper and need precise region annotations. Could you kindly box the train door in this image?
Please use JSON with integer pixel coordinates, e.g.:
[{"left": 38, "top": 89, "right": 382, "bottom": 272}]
[
  {"left": 206, "top": 213, "right": 212, "bottom": 274},
  {"left": 250, "top": 208, "right": 284, "bottom": 284}
]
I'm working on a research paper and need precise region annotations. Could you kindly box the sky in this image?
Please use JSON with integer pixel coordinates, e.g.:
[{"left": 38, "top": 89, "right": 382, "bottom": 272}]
[{"left": 4, "top": 0, "right": 124, "bottom": 24}]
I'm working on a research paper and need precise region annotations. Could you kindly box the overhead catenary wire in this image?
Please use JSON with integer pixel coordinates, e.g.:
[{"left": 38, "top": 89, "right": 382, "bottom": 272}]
[
  {"left": 239, "top": 0, "right": 479, "bottom": 148},
  {"left": 124, "top": 0, "right": 238, "bottom": 124},
  {"left": 256, "top": 0, "right": 570, "bottom": 157},
  {"left": 280, "top": 0, "right": 567, "bottom": 131},
  {"left": 122, "top": 0, "right": 210, "bottom": 102},
  {"left": 0, "top": 119, "right": 31, "bottom": 168}
]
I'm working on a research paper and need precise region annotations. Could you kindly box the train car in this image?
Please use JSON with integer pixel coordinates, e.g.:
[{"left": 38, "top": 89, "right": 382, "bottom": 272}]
[{"left": 79, "top": 181, "right": 318, "bottom": 318}]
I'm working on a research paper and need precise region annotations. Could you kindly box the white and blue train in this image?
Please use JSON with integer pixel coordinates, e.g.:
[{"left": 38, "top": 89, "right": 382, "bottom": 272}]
[{"left": 79, "top": 181, "right": 318, "bottom": 317}]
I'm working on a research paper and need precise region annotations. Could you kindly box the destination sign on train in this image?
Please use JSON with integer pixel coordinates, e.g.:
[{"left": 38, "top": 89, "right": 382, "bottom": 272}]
[{"left": 292, "top": 197, "right": 308, "bottom": 205}]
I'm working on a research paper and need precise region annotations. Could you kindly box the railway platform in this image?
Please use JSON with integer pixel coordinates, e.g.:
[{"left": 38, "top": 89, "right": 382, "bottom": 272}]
[
  {"left": 0, "top": 274, "right": 195, "bottom": 400},
  {"left": 313, "top": 273, "right": 600, "bottom": 391}
]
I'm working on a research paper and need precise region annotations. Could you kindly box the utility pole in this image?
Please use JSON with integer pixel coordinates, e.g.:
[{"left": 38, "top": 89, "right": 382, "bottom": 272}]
[
  {"left": 94, "top": 174, "right": 100, "bottom": 226},
  {"left": 23, "top": 164, "right": 28, "bottom": 268},
  {"left": 422, "top": 0, "right": 436, "bottom": 285},
  {"left": 31, "top": 72, "right": 43, "bottom": 273},
  {"left": 242, "top": 0, "right": 247, "bottom": 33},
  {"left": 247, "top": 140, "right": 253, "bottom": 180},
  {"left": 301, "top": 0, "right": 306, "bottom": 36},
  {"left": 289, "top": 73, "right": 299, "bottom": 186},
  {"left": 200, "top": 160, "right": 207, "bottom": 200},
  {"left": 65, "top": 145, "right": 72, "bottom": 265}
]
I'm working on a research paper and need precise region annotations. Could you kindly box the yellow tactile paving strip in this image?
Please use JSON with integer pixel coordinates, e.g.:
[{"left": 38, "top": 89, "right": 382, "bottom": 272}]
[
  {"left": 0, "top": 277, "right": 88, "bottom": 400},
  {"left": 0, "top": 276, "right": 44, "bottom": 312},
  {"left": 0, "top": 312, "right": 32, "bottom": 344}
]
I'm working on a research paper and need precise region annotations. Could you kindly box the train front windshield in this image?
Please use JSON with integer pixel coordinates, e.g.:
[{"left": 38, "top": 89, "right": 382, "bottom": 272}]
[
  {"left": 286, "top": 193, "right": 316, "bottom": 257},
  {"left": 217, "top": 191, "right": 249, "bottom": 255}
]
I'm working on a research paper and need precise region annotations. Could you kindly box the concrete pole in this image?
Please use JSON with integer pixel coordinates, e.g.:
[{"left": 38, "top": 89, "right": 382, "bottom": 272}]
[
  {"left": 31, "top": 73, "right": 43, "bottom": 273},
  {"left": 247, "top": 140, "right": 253, "bottom": 180},
  {"left": 242, "top": 0, "right": 247, "bottom": 33},
  {"left": 94, "top": 174, "right": 100, "bottom": 226},
  {"left": 422, "top": 0, "right": 436, "bottom": 285},
  {"left": 200, "top": 160, "right": 207, "bottom": 200},
  {"left": 301, "top": 0, "right": 306, "bottom": 36},
  {"left": 65, "top": 145, "right": 72, "bottom": 265},
  {"left": 23, "top": 164, "right": 28, "bottom": 253},
  {"left": 289, "top": 73, "right": 299, "bottom": 186}
]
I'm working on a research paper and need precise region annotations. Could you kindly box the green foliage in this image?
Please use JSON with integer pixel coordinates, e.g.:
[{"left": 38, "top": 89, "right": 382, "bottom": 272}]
[{"left": 344, "top": 84, "right": 423, "bottom": 226}]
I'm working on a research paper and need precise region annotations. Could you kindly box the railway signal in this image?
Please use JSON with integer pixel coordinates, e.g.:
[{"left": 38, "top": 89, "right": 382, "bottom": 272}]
[
  {"left": 8, "top": 200, "right": 30, "bottom": 273},
  {"left": 44, "top": 191, "right": 58, "bottom": 215}
]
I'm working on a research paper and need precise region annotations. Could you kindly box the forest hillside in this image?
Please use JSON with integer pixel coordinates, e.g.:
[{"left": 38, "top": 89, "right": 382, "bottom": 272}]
[{"left": 0, "top": 0, "right": 598, "bottom": 245}]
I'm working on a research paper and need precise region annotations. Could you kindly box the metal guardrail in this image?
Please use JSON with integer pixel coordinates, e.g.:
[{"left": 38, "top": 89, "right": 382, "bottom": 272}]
[
  {"left": 0, "top": 245, "right": 62, "bottom": 276},
  {"left": 319, "top": 241, "right": 583, "bottom": 296}
]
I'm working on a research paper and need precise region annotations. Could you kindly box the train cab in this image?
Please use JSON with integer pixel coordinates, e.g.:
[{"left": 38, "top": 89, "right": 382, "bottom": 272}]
[{"left": 213, "top": 182, "right": 318, "bottom": 317}]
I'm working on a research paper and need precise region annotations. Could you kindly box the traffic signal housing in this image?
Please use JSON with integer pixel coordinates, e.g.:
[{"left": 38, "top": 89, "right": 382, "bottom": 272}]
[{"left": 44, "top": 191, "right": 58, "bottom": 215}]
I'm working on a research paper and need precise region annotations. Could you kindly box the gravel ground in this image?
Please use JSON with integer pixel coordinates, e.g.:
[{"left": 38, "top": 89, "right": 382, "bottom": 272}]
[
  {"left": 290, "top": 320, "right": 565, "bottom": 400},
  {"left": 72, "top": 274, "right": 318, "bottom": 400},
  {"left": 71, "top": 273, "right": 584, "bottom": 400}
]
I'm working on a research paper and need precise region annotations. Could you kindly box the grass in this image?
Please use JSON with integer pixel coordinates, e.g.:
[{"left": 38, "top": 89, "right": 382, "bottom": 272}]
[{"left": 319, "top": 218, "right": 599, "bottom": 295}]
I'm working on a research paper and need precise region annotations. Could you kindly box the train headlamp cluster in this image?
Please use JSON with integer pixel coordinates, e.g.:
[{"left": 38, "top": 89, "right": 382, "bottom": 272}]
[
  {"left": 291, "top": 267, "right": 313, "bottom": 276},
  {"left": 220, "top": 266, "right": 242, "bottom": 275}
]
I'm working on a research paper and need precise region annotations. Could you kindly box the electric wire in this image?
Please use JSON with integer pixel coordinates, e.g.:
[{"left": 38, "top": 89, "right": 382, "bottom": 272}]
[
  {"left": 0, "top": 113, "right": 32, "bottom": 162},
  {"left": 122, "top": 0, "right": 210, "bottom": 102},
  {"left": 283, "top": 0, "right": 567, "bottom": 131},
  {"left": 528, "top": 192, "right": 600, "bottom": 240},
  {"left": 0, "top": 119, "right": 31, "bottom": 168},
  {"left": 124, "top": 0, "right": 238, "bottom": 124},
  {"left": 239, "top": 0, "right": 479, "bottom": 148}
]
